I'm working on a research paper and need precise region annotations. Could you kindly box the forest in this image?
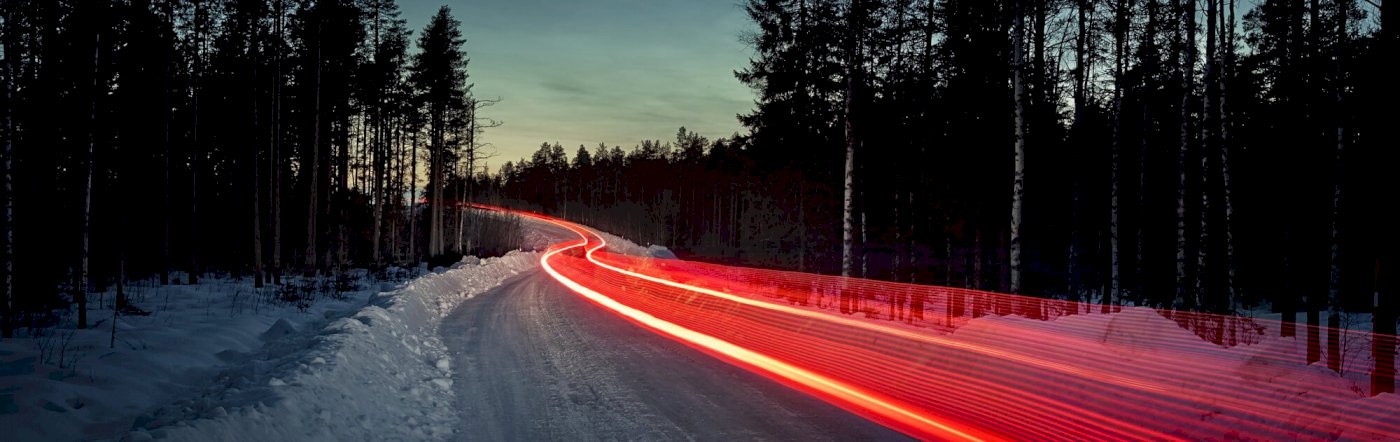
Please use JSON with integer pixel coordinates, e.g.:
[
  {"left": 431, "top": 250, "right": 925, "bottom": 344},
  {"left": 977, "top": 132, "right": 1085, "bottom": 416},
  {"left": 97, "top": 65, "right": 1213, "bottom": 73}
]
[
  {"left": 0, "top": 0, "right": 1395, "bottom": 390},
  {"left": 1, "top": 0, "right": 493, "bottom": 335},
  {"left": 487, "top": 0, "right": 1395, "bottom": 379}
]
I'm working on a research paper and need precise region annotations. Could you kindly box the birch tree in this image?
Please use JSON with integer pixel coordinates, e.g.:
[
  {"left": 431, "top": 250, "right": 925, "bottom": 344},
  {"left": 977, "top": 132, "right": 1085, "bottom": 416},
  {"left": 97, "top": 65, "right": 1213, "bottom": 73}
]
[
  {"left": 1175, "top": 0, "right": 1195, "bottom": 308},
  {"left": 2, "top": 0, "right": 14, "bottom": 338},
  {"left": 1325, "top": 0, "right": 1348, "bottom": 374},
  {"left": 1009, "top": 0, "right": 1027, "bottom": 295},
  {"left": 1110, "top": 0, "right": 1130, "bottom": 312}
]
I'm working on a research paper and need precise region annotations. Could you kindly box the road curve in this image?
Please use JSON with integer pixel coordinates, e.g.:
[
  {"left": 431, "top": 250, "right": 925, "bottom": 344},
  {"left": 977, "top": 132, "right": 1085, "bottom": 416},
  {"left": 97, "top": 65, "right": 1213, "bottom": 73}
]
[{"left": 440, "top": 268, "right": 907, "bottom": 441}]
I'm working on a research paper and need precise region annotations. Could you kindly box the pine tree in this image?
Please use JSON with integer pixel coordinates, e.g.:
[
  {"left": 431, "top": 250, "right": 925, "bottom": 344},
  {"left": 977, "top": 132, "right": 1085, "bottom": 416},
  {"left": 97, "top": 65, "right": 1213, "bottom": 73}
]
[{"left": 410, "top": 6, "right": 469, "bottom": 259}]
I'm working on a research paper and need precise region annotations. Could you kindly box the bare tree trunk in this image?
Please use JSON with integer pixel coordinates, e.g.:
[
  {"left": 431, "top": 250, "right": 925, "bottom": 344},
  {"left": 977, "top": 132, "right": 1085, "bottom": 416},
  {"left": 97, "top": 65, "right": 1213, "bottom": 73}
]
[
  {"left": 1137, "top": 0, "right": 1159, "bottom": 307},
  {"left": 161, "top": 0, "right": 173, "bottom": 287},
  {"left": 409, "top": 131, "right": 418, "bottom": 264},
  {"left": 841, "top": 3, "right": 859, "bottom": 282},
  {"left": 271, "top": 0, "right": 284, "bottom": 285},
  {"left": 429, "top": 121, "right": 441, "bottom": 257},
  {"left": 304, "top": 28, "right": 321, "bottom": 277},
  {"left": 335, "top": 116, "right": 349, "bottom": 272},
  {"left": 1306, "top": 0, "right": 1322, "bottom": 365},
  {"left": 369, "top": 10, "right": 383, "bottom": 267},
  {"left": 251, "top": 47, "right": 264, "bottom": 289},
  {"left": 1374, "top": 258, "right": 1396, "bottom": 395},
  {"left": 1372, "top": 0, "right": 1396, "bottom": 398},
  {"left": 190, "top": 0, "right": 204, "bottom": 285},
  {"left": 1175, "top": 0, "right": 1195, "bottom": 308},
  {"left": 974, "top": 228, "right": 984, "bottom": 315},
  {"left": 1326, "top": 0, "right": 1348, "bottom": 374},
  {"left": 110, "top": 246, "right": 122, "bottom": 348},
  {"left": 1009, "top": 0, "right": 1027, "bottom": 295},
  {"left": 1219, "top": 0, "right": 1237, "bottom": 307},
  {"left": 389, "top": 117, "right": 400, "bottom": 264},
  {"left": 1198, "top": 0, "right": 1216, "bottom": 309},
  {"left": 3, "top": 2, "right": 15, "bottom": 338},
  {"left": 1109, "top": 0, "right": 1129, "bottom": 313},
  {"left": 80, "top": 32, "right": 101, "bottom": 329},
  {"left": 1069, "top": 0, "right": 1088, "bottom": 303},
  {"left": 371, "top": 116, "right": 383, "bottom": 268}
]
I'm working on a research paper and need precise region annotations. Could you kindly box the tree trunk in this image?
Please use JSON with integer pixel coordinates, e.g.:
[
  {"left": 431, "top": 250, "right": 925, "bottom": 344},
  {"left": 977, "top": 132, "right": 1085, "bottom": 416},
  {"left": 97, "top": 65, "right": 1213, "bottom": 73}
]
[
  {"left": 1325, "top": 0, "right": 1348, "bottom": 374},
  {"left": 161, "top": 0, "right": 173, "bottom": 287},
  {"left": 304, "top": 28, "right": 321, "bottom": 277},
  {"left": 841, "top": 2, "right": 859, "bottom": 282},
  {"left": 3, "top": 2, "right": 15, "bottom": 338},
  {"left": 409, "top": 131, "right": 418, "bottom": 264},
  {"left": 1375, "top": 258, "right": 1397, "bottom": 395},
  {"left": 80, "top": 32, "right": 101, "bottom": 329},
  {"left": 190, "top": 0, "right": 204, "bottom": 285},
  {"left": 1305, "top": 0, "right": 1322, "bottom": 366},
  {"left": 110, "top": 247, "right": 122, "bottom": 349},
  {"left": 389, "top": 117, "right": 400, "bottom": 264},
  {"left": 429, "top": 119, "right": 441, "bottom": 258},
  {"left": 335, "top": 116, "right": 349, "bottom": 272},
  {"left": 1109, "top": 0, "right": 1129, "bottom": 313},
  {"left": 1009, "top": 0, "right": 1027, "bottom": 295},
  {"left": 1198, "top": 0, "right": 1215, "bottom": 312},
  {"left": 251, "top": 47, "right": 264, "bottom": 289},
  {"left": 371, "top": 102, "right": 383, "bottom": 268},
  {"left": 1069, "top": 0, "right": 1088, "bottom": 304},
  {"left": 1372, "top": 0, "right": 1397, "bottom": 399},
  {"left": 1219, "top": 0, "right": 1237, "bottom": 308},
  {"left": 1137, "top": 0, "right": 1158, "bottom": 307},
  {"left": 1175, "top": 0, "right": 1195, "bottom": 308},
  {"left": 974, "top": 228, "right": 984, "bottom": 316},
  {"left": 271, "top": 0, "right": 284, "bottom": 285}
]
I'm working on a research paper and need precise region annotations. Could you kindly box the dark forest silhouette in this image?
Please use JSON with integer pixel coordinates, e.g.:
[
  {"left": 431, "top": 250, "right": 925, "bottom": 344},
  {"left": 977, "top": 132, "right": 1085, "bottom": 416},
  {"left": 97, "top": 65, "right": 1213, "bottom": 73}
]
[{"left": 0, "top": 0, "right": 1395, "bottom": 394}]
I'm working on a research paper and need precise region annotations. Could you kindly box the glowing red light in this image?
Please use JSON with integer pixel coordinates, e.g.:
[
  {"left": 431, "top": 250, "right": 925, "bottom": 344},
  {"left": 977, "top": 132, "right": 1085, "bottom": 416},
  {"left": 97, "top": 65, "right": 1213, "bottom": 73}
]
[{"left": 502, "top": 207, "right": 1399, "bottom": 441}]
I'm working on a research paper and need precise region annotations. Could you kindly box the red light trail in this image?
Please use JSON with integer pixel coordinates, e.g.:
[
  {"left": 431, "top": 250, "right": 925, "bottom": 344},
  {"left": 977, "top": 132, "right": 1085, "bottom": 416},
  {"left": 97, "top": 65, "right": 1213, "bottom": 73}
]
[{"left": 484, "top": 205, "right": 1399, "bottom": 441}]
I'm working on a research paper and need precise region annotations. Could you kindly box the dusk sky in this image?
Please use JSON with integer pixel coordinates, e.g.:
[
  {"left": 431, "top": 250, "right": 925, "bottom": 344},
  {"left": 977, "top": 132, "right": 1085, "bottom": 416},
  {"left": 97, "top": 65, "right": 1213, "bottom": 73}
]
[{"left": 398, "top": 0, "right": 757, "bottom": 170}]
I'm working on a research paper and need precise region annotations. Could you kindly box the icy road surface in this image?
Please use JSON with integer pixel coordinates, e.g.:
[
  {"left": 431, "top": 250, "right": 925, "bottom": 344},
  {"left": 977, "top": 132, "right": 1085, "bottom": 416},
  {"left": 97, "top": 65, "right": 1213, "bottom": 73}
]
[{"left": 440, "top": 268, "right": 906, "bottom": 441}]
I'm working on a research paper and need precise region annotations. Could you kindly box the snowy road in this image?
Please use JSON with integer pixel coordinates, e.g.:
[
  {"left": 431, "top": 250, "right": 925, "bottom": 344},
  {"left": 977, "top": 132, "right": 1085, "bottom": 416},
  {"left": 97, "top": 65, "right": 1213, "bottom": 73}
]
[{"left": 439, "top": 269, "right": 906, "bottom": 441}]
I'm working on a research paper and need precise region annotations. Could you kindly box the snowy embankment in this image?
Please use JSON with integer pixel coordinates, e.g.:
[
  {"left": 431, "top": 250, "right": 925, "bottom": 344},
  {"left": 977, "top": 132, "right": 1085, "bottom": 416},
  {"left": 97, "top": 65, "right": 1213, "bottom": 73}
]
[
  {"left": 0, "top": 251, "right": 537, "bottom": 441},
  {"left": 142, "top": 252, "right": 538, "bottom": 441}
]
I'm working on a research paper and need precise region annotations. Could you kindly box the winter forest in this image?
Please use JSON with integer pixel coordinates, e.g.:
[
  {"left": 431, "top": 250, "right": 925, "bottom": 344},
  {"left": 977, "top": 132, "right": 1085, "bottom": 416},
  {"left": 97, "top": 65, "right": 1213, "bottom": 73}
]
[{"left": 1, "top": 0, "right": 1397, "bottom": 402}]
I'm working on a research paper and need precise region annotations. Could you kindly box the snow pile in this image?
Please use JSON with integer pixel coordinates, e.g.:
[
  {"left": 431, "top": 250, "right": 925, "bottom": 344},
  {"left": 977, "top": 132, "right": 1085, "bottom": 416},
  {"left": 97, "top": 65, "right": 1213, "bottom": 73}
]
[
  {"left": 645, "top": 245, "right": 677, "bottom": 259},
  {"left": 944, "top": 308, "right": 1400, "bottom": 440},
  {"left": 137, "top": 251, "right": 537, "bottom": 441},
  {"left": 588, "top": 228, "right": 675, "bottom": 259}
]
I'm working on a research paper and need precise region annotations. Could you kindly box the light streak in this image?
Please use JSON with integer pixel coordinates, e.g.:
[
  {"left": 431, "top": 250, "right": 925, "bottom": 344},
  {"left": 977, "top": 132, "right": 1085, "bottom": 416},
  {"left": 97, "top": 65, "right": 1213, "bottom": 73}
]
[{"left": 491, "top": 205, "right": 1400, "bottom": 441}]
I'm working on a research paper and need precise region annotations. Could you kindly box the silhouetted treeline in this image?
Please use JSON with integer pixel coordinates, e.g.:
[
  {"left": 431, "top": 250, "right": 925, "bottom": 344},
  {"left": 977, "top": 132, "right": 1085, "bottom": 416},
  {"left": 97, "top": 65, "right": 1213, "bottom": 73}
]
[
  {"left": 1, "top": 0, "right": 493, "bottom": 335},
  {"left": 484, "top": 0, "right": 1394, "bottom": 390}
]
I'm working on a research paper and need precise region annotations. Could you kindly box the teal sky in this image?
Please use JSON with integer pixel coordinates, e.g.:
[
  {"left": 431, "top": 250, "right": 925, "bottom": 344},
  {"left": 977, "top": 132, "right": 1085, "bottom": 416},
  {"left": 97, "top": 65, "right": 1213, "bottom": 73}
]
[{"left": 398, "top": 1, "right": 757, "bottom": 170}]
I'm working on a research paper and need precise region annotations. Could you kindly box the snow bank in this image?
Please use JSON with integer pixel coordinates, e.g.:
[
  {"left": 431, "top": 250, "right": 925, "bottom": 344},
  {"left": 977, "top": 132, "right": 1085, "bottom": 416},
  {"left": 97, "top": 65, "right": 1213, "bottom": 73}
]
[
  {"left": 134, "top": 251, "right": 537, "bottom": 441},
  {"left": 645, "top": 245, "right": 677, "bottom": 259},
  {"left": 945, "top": 307, "right": 1400, "bottom": 440},
  {"left": 586, "top": 228, "right": 675, "bottom": 259},
  {"left": 0, "top": 277, "right": 378, "bottom": 442}
]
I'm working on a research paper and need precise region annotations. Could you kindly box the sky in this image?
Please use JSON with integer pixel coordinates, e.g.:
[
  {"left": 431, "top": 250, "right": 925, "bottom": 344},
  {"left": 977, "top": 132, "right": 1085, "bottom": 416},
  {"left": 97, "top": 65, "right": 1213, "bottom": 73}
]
[{"left": 397, "top": 0, "right": 757, "bottom": 170}]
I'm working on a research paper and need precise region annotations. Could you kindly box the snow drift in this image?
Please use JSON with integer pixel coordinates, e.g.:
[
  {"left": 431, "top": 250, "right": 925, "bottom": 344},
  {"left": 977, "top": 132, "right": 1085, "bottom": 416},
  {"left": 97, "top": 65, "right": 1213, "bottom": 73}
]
[{"left": 129, "top": 252, "right": 536, "bottom": 441}]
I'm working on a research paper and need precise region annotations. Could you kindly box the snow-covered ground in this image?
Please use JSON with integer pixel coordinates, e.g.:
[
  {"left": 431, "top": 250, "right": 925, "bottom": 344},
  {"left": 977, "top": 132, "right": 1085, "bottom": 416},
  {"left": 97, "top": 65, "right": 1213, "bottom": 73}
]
[
  {"left": 2, "top": 213, "right": 1390, "bottom": 441},
  {"left": 0, "top": 213, "right": 674, "bottom": 442},
  {"left": 0, "top": 272, "right": 389, "bottom": 441},
  {"left": 0, "top": 252, "right": 536, "bottom": 441}
]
